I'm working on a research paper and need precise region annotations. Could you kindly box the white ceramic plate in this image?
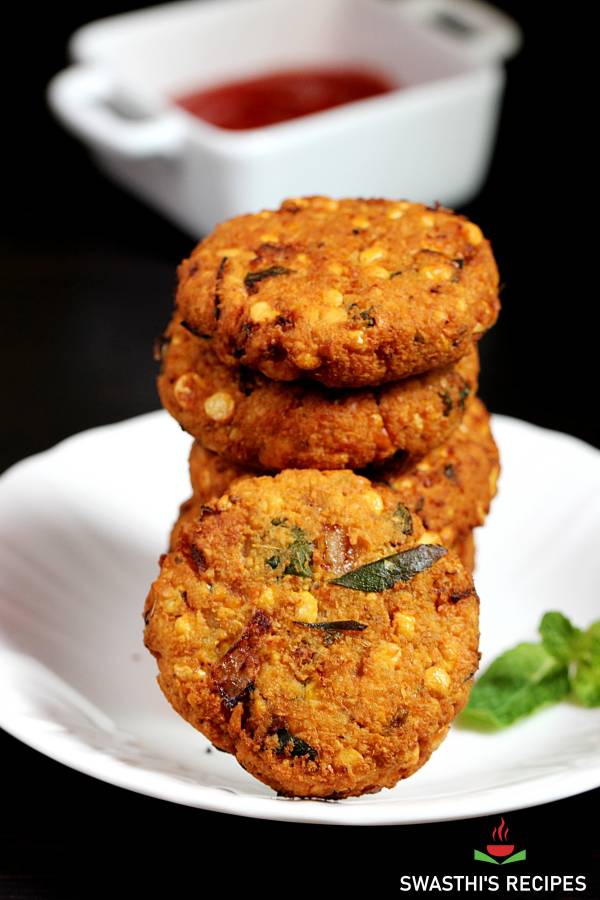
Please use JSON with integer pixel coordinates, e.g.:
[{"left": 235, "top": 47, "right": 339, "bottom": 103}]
[{"left": 1, "top": 412, "right": 599, "bottom": 825}]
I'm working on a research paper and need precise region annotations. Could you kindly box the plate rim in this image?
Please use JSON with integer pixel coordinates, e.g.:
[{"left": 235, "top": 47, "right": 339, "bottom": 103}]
[
  {"left": 1, "top": 411, "right": 599, "bottom": 825},
  {"left": 1, "top": 704, "right": 599, "bottom": 826}
]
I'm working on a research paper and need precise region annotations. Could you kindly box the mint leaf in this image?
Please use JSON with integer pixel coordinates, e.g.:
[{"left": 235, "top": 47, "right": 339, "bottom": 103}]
[
  {"left": 462, "top": 642, "right": 570, "bottom": 729},
  {"left": 575, "top": 620, "right": 600, "bottom": 663},
  {"left": 572, "top": 662, "right": 600, "bottom": 707},
  {"left": 539, "top": 611, "right": 580, "bottom": 664},
  {"left": 572, "top": 620, "right": 600, "bottom": 707}
]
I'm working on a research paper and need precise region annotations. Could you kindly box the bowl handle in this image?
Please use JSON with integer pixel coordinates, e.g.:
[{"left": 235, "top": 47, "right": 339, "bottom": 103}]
[
  {"left": 397, "top": 0, "right": 522, "bottom": 63},
  {"left": 47, "top": 65, "right": 185, "bottom": 159}
]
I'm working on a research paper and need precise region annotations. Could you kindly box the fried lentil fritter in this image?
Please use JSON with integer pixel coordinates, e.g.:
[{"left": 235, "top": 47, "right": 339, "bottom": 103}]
[
  {"left": 455, "top": 530, "right": 476, "bottom": 572},
  {"left": 158, "top": 321, "right": 478, "bottom": 469},
  {"left": 176, "top": 197, "right": 499, "bottom": 387},
  {"left": 174, "top": 397, "right": 497, "bottom": 564},
  {"left": 173, "top": 493, "right": 478, "bottom": 572},
  {"left": 145, "top": 469, "right": 479, "bottom": 798},
  {"left": 374, "top": 398, "right": 499, "bottom": 551}
]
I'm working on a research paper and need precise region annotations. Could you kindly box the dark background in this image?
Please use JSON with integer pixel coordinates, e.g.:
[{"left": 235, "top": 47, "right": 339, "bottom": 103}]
[{"left": 1, "top": 2, "right": 598, "bottom": 897}]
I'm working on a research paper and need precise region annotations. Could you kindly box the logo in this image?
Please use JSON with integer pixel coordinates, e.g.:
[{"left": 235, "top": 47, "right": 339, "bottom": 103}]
[{"left": 474, "top": 817, "right": 526, "bottom": 865}]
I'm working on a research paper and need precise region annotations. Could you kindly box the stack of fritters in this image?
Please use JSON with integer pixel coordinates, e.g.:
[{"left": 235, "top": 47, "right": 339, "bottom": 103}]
[{"left": 145, "top": 197, "right": 500, "bottom": 798}]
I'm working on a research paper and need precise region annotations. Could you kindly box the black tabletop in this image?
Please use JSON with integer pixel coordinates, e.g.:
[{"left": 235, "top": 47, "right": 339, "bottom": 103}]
[{"left": 1, "top": 2, "right": 598, "bottom": 897}]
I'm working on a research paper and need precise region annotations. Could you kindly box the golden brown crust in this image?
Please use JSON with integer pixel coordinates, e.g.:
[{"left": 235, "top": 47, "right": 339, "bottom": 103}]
[
  {"left": 145, "top": 469, "right": 479, "bottom": 798},
  {"left": 172, "top": 492, "right": 477, "bottom": 571},
  {"left": 455, "top": 531, "right": 476, "bottom": 572},
  {"left": 158, "top": 321, "right": 479, "bottom": 470},
  {"left": 176, "top": 197, "right": 499, "bottom": 387},
  {"left": 373, "top": 397, "right": 499, "bottom": 550},
  {"left": 177, "top": 397, "right": 497, "bottom": 561}
]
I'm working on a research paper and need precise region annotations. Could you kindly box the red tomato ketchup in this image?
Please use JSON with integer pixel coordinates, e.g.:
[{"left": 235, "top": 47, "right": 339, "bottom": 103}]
[{"left": 174, "top": 67, "right": 396, "bottom": 130}]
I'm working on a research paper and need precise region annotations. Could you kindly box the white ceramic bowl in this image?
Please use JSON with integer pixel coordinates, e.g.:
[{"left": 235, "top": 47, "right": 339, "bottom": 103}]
[{"left": 47, "top": 0, "right": 521, "bottom": 236}]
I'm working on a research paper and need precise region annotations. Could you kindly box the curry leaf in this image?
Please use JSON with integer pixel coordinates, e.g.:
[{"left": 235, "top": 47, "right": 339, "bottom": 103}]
[
  {"left": 294, "top": 620, "right": 367, "bottom": 631},
  {"left": 330, "top": 544, "right": 447, "bottom": 592},
  {"left": 283, "top": 526, "right": 313, "bottom": 578},
  {"left": 244, "top": 266, "right": 292, "bottom": 290},
  {"left": 275, "top": 728, "right": 318, "bottom": 760},
  {"left": 393, "top": 503, "right": 413, "bottom": 535},
  {"left": 458, "top": 385, "right": 471, "bottom": 410}
]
